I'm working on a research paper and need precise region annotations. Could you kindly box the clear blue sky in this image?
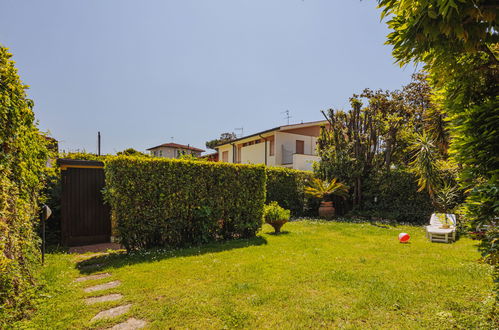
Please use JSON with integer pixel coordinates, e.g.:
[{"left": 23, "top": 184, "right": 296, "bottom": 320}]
[{"left": 0, "top": 0, "right": 415, "bottom": 154}]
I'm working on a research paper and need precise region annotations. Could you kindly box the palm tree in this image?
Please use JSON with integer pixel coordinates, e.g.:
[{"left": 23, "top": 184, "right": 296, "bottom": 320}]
[
  {"left": 304, "top": 178, "right": 349, "bottom": 201},
  {"left": 409, "top": 132, "right": 441, "bottom": 198}
]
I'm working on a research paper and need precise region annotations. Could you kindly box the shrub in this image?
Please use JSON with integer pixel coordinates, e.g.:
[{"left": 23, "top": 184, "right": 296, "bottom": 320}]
[
  {"left": 0, "top": 46, "right": 49, "bottom": 324},
  {"left": 263, "top": 202, "right": 291, "bottom": 233},
  {"left": 265, "top": 167, "right": 313, "bottom": 216},
  {"left": 351, "top": 169, "right": 433, "bottom": 224},
  {"left": 104, "top": 156, "right": 266, "bottom": 251}
]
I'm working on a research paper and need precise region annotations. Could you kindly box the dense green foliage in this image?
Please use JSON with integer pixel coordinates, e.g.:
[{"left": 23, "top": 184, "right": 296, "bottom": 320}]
[
  {"left": 14, "top": 222, "right": 496, "bottom": 329},
  {"left": 377, "top": 0, "right": 498, "bottom": 290},
  {"left": 104, "top": 156, "right": 266, "bottom": 251},
  {"left": 350, "top": 170, "right": 433, "bottom": 224},
  {"left": 265, "top": 167, "right": 314, "bottom": 216},
  {"left": 0, "top": 46, "right": 49, "bottom": 323},
  {"left": 116, "top": 148, "right": 149, "bottom": 157},
  {"left": 316, "top": 74, "right": 445, "bottom": 222},
  {"left": 317, "top": 75, "right": 445, "bottom": 206},
  {"left": 263, "top": 201, "right": 291, "bottom": 233}
]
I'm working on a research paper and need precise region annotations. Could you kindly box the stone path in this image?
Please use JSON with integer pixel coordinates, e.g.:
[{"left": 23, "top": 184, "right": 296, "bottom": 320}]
[
  {"left": 85, "top": 293, "right": 123, "bottom": 305},
  {"left": 91, "top": 304, "right": 132, "bottom": 321},
  {"left": 74, "top": 273, "right": 111, "bottom": 283},
  {"left": 83, "top": 280, "right": 121, "bottom": 293},
  {"left": 109, "top": 318, "right": 147, "bottom": 330},
  {"left": 76, "top": 265, "right": 146, "bottom": 329}
]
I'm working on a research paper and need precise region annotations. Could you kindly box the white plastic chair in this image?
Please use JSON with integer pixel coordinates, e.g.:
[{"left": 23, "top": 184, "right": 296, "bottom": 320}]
[{"left": 425, "top": 213, "right": 457, "bottom": 243}]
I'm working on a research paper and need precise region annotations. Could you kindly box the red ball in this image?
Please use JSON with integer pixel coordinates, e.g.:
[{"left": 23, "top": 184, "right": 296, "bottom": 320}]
[{"left": 398, "top": 233, "right": 410, "bottom": 243}]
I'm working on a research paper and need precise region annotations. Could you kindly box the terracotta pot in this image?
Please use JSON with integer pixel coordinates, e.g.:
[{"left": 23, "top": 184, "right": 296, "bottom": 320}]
[
  {"left": 268, "top": 219, "right": 288, "bottom": 233},
  {"left": 319, "top": 201, "right": 335, "bottom": 218}
]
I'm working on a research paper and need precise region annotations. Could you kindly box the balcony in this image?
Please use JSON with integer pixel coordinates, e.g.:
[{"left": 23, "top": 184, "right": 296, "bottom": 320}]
[{"left": 281, "top": 146, "right": 319, "bottom": 171}]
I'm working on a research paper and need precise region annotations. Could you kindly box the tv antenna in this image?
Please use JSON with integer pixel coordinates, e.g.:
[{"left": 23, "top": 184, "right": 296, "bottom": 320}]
[
  {"left": 281, "top": 110, "right": 292, "bottom": 125},
  {"left": 235, "top": 127, "right": 244, "bottom": 138},
  {"left": 170, "top": 136, "right": 174, "bottom": 142}
]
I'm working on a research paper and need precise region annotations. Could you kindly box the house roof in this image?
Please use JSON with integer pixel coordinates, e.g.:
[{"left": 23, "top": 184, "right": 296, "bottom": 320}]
[
  {"left": 147, "top": 143, "right": 205, "bottom": 152},
  {"left": 215, "top": 120, "right": 329, "bottom": 148},
  {"left": 200, "top": 152, "right": 218, "bottom": 158}
]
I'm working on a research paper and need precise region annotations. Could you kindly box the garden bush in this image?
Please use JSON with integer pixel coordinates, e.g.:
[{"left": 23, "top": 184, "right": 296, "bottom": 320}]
[
  {"left": 263, "top": 202, "right": 291, "bottom": 233},
  {"left": 265, "top": 167, "right": 314, "bottom": 216},
  {"left": 104, "top": 156, "right": 266, "bottom": 251},
  {"left": 350, "top": 169, "right": 433, "bottom": 224},
  {"left": 0, "top": 46, "right": 49, "bottom": 324}
]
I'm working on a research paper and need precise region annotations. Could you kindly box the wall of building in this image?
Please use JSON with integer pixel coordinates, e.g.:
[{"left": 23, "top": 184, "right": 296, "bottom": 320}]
[
  {"left": 292, "top": 154, "right": 320, "bottom": 171},
  {"left": 275, "top": 132, "right": 317, "bottom": 158},
  {"left": 218, "top": 144, "right": 233, "bottom": 163},
  {"left": 240, "top": 142, "right": 266, "bottom": 164},
  {"left": 150, "top": 147, "right": 202, "bottom": 158}
]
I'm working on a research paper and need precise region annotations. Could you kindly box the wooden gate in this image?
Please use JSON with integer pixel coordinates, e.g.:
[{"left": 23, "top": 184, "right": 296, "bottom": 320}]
[{"left": 59, "top": 159, "right": 111, "bottom": 246}]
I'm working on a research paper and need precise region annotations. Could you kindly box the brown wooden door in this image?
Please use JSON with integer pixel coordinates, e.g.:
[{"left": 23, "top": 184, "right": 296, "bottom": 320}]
[
  {"left": 296, "top": 140, "right": 304, "bottom": 154},
  {"left": 61, "top": 167, "right": 111, "bottom": 246}
]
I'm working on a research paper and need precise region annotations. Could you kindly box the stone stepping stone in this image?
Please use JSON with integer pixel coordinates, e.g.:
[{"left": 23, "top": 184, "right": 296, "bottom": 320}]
[
  {"left": 85, "top": 293, "right": 123, "bottom": 305},
  {"left": 75, "top": 273, "right": 111, "bottom": 283},
  {"left": 84, "top": 280, "right": 121, "bottom": 293},
  {"left": 108, "top": 318, "right": 147, "bottom": 329},
  {"left": 91, "top": 304, "right": 132, "bottom": 321}
]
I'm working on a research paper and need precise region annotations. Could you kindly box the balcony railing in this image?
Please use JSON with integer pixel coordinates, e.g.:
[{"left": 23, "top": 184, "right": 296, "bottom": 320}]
[{"left": 281, "top": 146, "right": 317, "bottom": 165}]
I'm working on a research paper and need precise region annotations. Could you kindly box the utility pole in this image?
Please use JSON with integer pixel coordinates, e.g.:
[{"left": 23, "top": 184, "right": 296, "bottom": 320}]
[{"left": 98, "top": 131, "right": 101, "bottom": 156}]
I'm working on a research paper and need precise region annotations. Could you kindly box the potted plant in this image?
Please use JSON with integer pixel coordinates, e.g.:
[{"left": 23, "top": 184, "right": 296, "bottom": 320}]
[
  {"left": 304, "top": 178, "right": 349, "bottom": 218},
  {"left": 263, "top": 202, "right": 291, "bottom": 234}
]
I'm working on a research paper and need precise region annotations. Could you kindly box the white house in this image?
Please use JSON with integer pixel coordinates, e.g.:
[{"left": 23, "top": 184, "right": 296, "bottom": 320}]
[
  {"left": 216, "top": 120, "right": 328, "bottom": 171},
  {"left": 147, "top": 143, "right": 204, "bottom": 159}
]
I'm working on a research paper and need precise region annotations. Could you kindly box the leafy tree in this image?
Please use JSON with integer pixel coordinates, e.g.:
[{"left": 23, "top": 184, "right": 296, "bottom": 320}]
[
  {"left": 205, "top": 132, "right": 237, "bottom": 150},
  {"left": 0, "top": 46, "right": 49, "bottom": 323},
  {"left": 116, "top": 148, "right": 149, "bottom": 157},
  {"left": 377, "top": 0, "right": 498, "bottom": 273},
  {"left": 317, "top": 75, "right": 437, "bottom": 205}
]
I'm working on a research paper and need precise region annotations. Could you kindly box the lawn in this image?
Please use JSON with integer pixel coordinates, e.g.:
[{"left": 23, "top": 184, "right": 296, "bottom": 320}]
[{"left": 16, "top": 221, "right": 496, "bottom": 329}]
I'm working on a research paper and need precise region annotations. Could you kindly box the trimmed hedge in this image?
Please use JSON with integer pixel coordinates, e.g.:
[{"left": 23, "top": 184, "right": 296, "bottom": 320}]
[
  {"left": 0, "top": 46, "right": 49, "bottom": 323},
  {"left": 104, "top": 156, "right": 266, "bottom": 251},
  {"left": 265, "top": 167, "right": 315, "bottom": 216},
  {"left": 350, "top": 169, "right": 433, "bottom": 224}
]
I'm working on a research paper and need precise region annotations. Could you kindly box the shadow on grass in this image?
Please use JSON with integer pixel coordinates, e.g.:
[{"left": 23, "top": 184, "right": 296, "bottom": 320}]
[
  {"left": 76, "top": 236, "right": 267, "bottom": 274},
  {"left": 265, "top": 231, "right": 291, "bottom": 236}
]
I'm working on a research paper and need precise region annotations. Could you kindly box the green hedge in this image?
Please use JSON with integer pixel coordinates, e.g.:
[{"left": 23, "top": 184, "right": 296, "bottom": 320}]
[
  {"left": 265, "top": 167, "right": 315, "bottom": 216},
  {"left": 0, "top": 46, "right": 49, "bottom": 324},
  {"left": 104, "top": 156, "right": 266, "bottom": 251},
  {"left": 350, "top": 169, "right": 433, "bottom": 224}
]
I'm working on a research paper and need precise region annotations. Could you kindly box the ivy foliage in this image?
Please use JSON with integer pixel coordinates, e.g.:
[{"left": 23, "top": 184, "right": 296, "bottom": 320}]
[
  {"left": 104, "top": 156, "right": 266, "bottom": 251},
  {"left": 0, "top": 46, "right": 48, "bottom": 323}
]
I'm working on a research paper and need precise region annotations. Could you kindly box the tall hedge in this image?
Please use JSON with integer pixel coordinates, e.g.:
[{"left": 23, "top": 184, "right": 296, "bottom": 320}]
[
  {"left": 265, "top": 167, "right": 314, "bottom": 216},
  {"left": 351, "top": 169, "right": 433, "bottom": 224},
  {"left": 104, "top": 157, "right": 266, "bottom": 251},
  {"left": 0, "top": 46, "right": 48, "bottom": 323}
]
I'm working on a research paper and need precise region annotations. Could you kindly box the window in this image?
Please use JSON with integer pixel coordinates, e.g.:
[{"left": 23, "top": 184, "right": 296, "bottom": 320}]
[
  {"left": 269, "top": 140, "right": 275, "bottom": 156},
  {"left": 296, "top": 140, "right": 304, "bottom": 154},
  {"left": 222, "top": 151, "right": 229, "bottom": 162},
  {"left": 159, "top": 150, "right": 163, "bottom": 157}
]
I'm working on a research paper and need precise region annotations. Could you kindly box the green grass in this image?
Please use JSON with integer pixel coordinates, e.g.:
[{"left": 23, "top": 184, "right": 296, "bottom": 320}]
[{"left": 14, "top": 221, "right": 496, "bottom": 329}]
